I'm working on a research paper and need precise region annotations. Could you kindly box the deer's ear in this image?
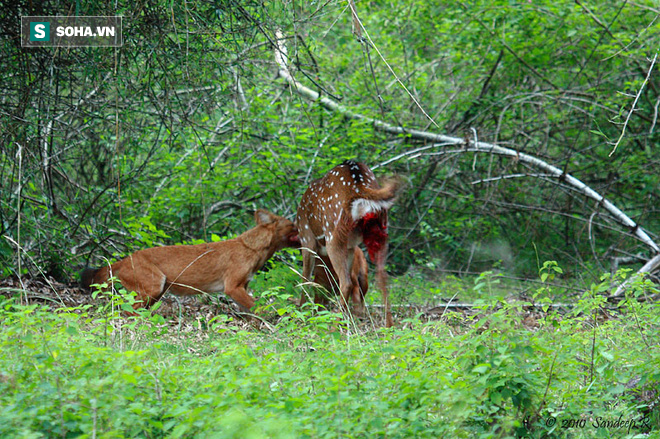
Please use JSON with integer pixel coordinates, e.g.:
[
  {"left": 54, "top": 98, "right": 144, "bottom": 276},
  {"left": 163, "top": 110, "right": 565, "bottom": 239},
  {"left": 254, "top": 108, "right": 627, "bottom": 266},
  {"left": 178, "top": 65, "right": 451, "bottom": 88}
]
[{"left": 255, "top": 209, "right": 276, "bottom": 225}]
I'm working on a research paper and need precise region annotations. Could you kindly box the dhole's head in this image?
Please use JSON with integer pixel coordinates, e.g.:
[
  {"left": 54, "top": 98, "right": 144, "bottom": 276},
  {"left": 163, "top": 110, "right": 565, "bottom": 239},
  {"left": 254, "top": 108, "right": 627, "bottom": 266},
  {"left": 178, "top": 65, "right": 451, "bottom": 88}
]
[{"left": 255, "top": 209, "right": 301, "bottom": 249}]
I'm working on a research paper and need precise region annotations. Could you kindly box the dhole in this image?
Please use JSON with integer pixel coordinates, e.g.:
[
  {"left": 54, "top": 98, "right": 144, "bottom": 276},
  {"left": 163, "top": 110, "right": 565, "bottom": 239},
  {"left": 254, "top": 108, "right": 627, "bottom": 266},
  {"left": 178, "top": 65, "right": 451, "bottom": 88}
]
[
  {"left": 313, "top": 247, "right": 369, "bottom": 313},
  {"left": 297, "top": 160, "right": 400, "bottom": 327},
  {"left": 81, "top": 209, "right": 300, "bottom": 311}
]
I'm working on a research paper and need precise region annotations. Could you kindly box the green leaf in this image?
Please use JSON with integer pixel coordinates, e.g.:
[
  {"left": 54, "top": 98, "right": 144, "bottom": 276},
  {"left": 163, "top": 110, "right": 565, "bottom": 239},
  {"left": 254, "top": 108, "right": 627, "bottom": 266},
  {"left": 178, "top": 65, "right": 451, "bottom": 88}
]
[{"left": 472, "top": 363, "right": 491, "bottom": 374}]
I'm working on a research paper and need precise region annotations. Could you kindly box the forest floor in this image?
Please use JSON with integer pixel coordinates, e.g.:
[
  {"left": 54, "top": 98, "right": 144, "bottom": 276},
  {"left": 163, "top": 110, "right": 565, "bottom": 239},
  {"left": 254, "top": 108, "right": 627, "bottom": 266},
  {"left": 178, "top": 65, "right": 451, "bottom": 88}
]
[
  {"left": 0, "top": 276, "right": 233, "bottom": 317},
  {"left": 0, "top": 274, "right": 603, "bottom": 333}
]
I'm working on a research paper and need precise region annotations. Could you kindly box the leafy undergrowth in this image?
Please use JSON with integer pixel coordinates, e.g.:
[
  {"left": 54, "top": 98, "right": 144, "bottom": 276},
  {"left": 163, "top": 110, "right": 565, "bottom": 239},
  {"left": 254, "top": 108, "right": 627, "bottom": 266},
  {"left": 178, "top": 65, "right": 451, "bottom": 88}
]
[{"left": 0, "top": 271, "right": 659, "bottom": 438}]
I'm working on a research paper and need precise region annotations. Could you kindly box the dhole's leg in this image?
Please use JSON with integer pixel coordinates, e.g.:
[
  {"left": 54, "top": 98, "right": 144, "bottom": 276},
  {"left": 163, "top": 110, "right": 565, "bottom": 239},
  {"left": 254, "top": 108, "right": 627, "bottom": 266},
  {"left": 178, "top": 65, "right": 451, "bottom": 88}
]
[
  {"left": 224, "top": 282, "right": 256, "bottom": 312},
  {"left": 114, "top": 262, "right": 167, "bottom": 309},
  {"left": 350, "top": 279, "right": 364, "bottom": 316},
  {"left": 350, "top": 271, "right": 364, "bottom": 316},
  {"left": 373, "top": 243, "right": 393, "bottom": 327}
]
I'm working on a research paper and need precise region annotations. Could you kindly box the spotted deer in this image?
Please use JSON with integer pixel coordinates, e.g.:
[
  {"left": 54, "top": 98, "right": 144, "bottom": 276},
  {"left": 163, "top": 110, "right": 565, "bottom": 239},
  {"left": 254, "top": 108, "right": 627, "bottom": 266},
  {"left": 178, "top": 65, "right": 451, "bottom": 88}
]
[{"left": 296, "top": 160, "right": 400, "bottom": 327}]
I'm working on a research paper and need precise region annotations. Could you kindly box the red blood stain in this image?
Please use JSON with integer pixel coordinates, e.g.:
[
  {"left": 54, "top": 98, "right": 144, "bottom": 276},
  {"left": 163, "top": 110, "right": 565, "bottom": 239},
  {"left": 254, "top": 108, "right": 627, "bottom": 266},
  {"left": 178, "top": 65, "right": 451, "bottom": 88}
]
[{"left": 356, "top": 212, "right": 388, "bottom": 262}]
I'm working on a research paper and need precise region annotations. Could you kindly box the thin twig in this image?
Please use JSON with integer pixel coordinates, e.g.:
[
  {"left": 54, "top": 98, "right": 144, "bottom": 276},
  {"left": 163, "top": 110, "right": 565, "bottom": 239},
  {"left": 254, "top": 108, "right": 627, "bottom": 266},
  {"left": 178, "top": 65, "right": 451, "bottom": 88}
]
[
  {"left": 346, "top": 1, "right": 439, "bottom": 128},
  {"left": 632, "top": 309, "right": 652, "bottom": 348},
  {"left": 537, "top": 349, "right": 559, "bottom": 418},
  {"left": 589, "top": 309, "right": 597, "bottom": 385},
  {"left": 650, "top": 96, "right": 659, "bottom": 134},
  {"left": 588, "top": 212, "right": 607, "bottom": 272},
  {"left": 15, "top": 144, "right": 25, "bottom": 296},
  {"left": 609, "top": 51, "right": 658, "bottom": 156}
]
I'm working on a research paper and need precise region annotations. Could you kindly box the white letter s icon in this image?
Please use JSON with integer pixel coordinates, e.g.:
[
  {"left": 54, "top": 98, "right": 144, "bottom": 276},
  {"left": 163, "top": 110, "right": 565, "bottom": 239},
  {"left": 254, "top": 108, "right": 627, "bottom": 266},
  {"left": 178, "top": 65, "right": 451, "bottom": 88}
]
[{"left": 34, "top": 24, "right": 46, "bottom": 39}]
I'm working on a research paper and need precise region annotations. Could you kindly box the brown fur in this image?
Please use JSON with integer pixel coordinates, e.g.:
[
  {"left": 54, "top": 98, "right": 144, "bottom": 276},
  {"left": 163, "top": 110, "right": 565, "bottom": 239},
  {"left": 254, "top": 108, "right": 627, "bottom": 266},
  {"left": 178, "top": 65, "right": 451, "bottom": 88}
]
[
  {"left": 81, "top": 210, "right": 300, "bottom": 311},
  {"left": 296, "top": 160, "right": 400, "bottom": 326},
  {"left": 312, "top": 247, "right": 369, "bottom": 313}
]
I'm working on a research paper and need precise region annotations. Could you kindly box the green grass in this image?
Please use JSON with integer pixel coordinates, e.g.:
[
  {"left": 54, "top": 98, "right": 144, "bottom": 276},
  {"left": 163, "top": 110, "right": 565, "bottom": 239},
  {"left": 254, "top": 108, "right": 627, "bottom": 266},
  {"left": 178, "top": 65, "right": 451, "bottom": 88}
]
[{"left": 0, "top": 271, "right": 659, "bottom": 438}]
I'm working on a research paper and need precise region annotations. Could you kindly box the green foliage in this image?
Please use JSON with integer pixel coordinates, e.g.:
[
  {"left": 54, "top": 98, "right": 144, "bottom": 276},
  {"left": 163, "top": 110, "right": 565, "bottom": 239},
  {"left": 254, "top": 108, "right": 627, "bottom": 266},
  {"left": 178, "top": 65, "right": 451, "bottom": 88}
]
[
  {"left": 1, "top": 270, "right": 659, "bottom": 438},
  {"left": 2, "top": 1, "right": 660, "bottom": 433},
  {"left": 539, "top": 261, "right": 563, "bottom": 283},
  {"left": 1, "top": 0, "right": 658, "bottom": 280},
  {"left": 122, "top": 217, "right": 170, "bottom": 249}
]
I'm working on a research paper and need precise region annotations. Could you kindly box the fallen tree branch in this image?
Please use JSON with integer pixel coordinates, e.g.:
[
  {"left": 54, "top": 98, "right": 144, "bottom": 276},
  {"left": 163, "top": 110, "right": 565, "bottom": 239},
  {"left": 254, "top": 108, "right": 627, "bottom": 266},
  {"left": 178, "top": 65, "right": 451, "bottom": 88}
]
[
  {"left": 612, "top": 253, "right": 660, "bottom": 297},
  {"left": 471, "top": 173, "right": 555, "bottom": 185},
  {"left": 273, "top": 30, "right": 660, "bottom": 278}
]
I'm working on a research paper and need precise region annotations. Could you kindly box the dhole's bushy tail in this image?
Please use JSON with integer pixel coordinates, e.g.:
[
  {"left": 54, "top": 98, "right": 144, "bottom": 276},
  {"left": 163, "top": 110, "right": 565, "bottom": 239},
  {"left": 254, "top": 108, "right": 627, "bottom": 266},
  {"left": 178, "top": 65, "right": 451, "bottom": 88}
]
[{"left": 80, "top": 267, "right": 99, "bottom": 291}]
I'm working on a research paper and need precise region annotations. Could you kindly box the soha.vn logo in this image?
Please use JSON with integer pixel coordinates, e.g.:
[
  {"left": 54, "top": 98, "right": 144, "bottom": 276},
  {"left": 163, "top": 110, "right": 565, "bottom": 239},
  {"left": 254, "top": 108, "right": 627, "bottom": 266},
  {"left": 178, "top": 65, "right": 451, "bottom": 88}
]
[{"left": 30, "top": 22, "right": 50, "bottom": 41}]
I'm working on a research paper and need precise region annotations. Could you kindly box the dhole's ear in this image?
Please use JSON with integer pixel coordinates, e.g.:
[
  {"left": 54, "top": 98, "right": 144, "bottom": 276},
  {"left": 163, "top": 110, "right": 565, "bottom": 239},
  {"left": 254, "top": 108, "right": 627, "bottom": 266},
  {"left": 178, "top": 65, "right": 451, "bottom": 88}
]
[{"left": 255, "top": 209, "right": 277, "bottom": 225}]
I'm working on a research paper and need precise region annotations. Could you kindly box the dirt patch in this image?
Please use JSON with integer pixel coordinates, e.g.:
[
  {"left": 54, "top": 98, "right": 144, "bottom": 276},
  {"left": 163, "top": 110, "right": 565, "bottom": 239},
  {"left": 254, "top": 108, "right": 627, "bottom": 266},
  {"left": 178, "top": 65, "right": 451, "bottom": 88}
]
[{"left": 0, "top": 276, "right": 238, "bottom": 320}]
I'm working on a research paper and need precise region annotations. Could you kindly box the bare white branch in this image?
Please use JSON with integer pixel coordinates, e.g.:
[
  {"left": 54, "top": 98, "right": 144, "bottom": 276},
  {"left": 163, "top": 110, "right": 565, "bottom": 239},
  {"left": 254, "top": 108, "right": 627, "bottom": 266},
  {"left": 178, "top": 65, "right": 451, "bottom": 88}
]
[
  {"left": 609, "top": 51, "right": 658, "bottom": 156},
  {"left": 274, "top": 32, "right": 660, "bottom": 257},
  {"left": 471, "top": 173, "right": 555, "bottom": 185},
  {"left": 613, "top": 253, "right": 660, "bottom": 297}
]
